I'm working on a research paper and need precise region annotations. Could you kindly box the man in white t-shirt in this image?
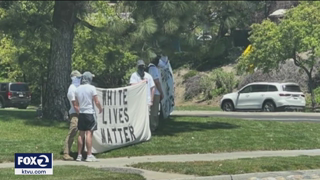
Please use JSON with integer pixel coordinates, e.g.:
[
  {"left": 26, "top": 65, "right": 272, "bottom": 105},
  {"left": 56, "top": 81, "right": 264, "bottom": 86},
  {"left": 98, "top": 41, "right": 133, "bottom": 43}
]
[
  {"left": 130, "top": 60, "right": 155, "bottom": 106},
  {"left": 74, "top": 71, "right": 102, "bottom": 162},
  {"left": 148, "top": 56, "right": 164, "bottom": 132},
  {"left": 63, "top": 70, "right": 82, "bottom": 161}
]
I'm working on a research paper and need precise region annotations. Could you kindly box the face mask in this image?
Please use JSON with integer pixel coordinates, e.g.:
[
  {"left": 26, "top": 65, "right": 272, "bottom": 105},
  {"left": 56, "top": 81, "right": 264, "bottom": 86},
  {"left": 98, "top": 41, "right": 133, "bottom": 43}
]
[
  {"left": 71, "top": 76, "right": 81, "bottom": 87},
  {"left": 158, "top": 59, "right": 167, "bottom": 68},
  {"left": 161, "top": 56, "right": 168, "bottom": 62},
  {"left": 137, "top": 66, "right": 145, "bottom": 80}
]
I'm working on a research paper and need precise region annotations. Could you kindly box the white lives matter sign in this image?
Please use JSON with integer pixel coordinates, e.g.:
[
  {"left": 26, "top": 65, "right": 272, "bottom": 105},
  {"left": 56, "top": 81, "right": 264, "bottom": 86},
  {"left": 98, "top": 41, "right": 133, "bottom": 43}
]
[
  {"left": 90, "top": 82, "right": 151, "bottom": 154},
  {"left": 159, "top": 57, "right": 175, "bottom": 119}
]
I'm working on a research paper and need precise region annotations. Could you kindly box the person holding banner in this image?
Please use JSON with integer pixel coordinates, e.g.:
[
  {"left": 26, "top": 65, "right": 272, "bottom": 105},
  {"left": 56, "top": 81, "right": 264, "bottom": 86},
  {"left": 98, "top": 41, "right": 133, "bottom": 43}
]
[
  {"left": 63, "top": 70, "right": 82, "bottom": 161},
  {"left": 148, "top": 55, "right": 164, "bottom": 132},
  {"left": 74, "top": 71, "right": 102, "bottom": 162},
  {"left": 130, "top": 60, "right": 155, "bottom": 107}
]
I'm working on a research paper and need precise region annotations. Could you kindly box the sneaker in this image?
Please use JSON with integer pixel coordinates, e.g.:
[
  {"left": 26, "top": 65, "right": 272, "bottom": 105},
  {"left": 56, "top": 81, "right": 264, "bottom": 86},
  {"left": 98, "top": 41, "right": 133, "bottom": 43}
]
[
  {"left": 85, "top": 155, "right": 98, "bottom": 162},
  {"left": 76, "top": 155, "right": 83, "bottom": 162},
  {"left": 63, "top": 154, "right": 74, "bottom": 161}
]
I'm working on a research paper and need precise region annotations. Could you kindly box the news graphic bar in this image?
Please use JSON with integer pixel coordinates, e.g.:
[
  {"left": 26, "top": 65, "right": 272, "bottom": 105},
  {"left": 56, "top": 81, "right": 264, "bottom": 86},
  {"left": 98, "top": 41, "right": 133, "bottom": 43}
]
[{"left": 15, "top": 153, "right": 53, "bottom": 175}]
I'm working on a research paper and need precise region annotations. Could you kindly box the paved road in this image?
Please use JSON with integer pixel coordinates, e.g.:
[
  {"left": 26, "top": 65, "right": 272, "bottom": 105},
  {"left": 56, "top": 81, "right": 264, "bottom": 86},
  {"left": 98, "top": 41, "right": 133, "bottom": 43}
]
[
  {"left": 169, "top": 169, "right": 320, "bottom": 180},
  {"left": 171, "top": 111, "right": 320, "bottom": 122}
]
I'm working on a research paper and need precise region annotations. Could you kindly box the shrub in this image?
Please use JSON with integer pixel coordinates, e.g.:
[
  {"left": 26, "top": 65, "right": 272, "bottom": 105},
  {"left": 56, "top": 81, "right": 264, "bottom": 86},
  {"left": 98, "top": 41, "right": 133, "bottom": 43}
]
[
  {"left": 183, "top": 70, "right": 198, "bottom": 81},
  {"left": 200, "top": 74, "right": 215, "bottom": 100},
  {"left": 184, "top": 75, "right": 203, "bottom": 100},
  {"left": 201, "top": 68, "right": 238, "bottom": 100},
  {"left": 306, "top": 87, "right": 320, "bottom": 106}
]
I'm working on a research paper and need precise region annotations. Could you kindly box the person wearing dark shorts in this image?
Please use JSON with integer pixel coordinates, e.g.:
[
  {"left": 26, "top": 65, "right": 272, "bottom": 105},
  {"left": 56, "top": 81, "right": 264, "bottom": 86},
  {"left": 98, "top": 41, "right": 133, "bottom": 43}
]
[
  {"left": 78, "top": 113, "right": 97, "bottom": 131},
  {"left": 74, "top": 71, "right": 102, "bottom": 162}
]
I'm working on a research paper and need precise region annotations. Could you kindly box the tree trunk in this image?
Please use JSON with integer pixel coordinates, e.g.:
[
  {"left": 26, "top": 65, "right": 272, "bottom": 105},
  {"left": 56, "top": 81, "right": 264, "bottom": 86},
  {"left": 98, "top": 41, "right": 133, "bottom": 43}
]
[
  {"left": 43, "top": 1, "right": 78, "bottom": 120},
  {"left": 307, "top": 73, "right": 316, "bottom": 109}
]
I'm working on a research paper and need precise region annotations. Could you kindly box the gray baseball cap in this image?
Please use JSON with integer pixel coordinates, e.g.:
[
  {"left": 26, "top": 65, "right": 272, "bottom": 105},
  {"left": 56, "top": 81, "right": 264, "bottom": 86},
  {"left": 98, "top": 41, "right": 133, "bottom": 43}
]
[
  {"left": 83, "top": 71, "right": 95, "bottom": 78},
  {"left": 137, "top": 60, "right": 145, "bottom": 66},
  {"left": 70, "top": 70, "right": 82, "bottom": 78},
  {"left": 81, "top": 71, "right": 95, "bottom": 84}
]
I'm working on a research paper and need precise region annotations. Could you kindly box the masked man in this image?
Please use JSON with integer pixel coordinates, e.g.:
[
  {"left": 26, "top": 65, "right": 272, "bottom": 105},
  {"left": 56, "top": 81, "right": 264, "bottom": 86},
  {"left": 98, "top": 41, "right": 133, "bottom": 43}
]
[
  {"left": 63, "top": 70, "right": 82, "bottom": 160},
  {"left": 130, "top": 60, "right": 155, "bottom": 107},
  {"left": 148, "top": 55, "right": 164, "bottom": 132},
  {"left": 74, "top": 71, "right": 102, "bottom": 162}
]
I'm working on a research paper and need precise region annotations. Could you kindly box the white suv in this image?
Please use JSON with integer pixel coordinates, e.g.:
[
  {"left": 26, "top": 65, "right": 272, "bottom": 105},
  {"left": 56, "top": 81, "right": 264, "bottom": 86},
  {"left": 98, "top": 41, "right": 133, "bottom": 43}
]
[{"left": 220, "top": 82, "right": 306, "bottom": 112}]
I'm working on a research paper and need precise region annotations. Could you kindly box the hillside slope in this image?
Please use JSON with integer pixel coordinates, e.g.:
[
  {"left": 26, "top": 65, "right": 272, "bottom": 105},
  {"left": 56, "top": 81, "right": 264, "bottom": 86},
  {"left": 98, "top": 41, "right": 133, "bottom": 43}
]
[{"left": 174, "top": 60, "right": 320, "bottom": 107}]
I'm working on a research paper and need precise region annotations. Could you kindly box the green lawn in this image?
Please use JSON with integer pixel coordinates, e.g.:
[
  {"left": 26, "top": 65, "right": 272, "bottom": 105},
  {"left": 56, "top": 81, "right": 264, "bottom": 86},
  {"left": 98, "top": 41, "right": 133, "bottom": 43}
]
[
  {"left": 131, "top": 155, "right": 320, "bottom": 176},
  {"left": 0, "top": 165, "right": 145, "bottom": 180},
  {"left": 174, "top": 105, "right": 220, "bottom": 111},
  {"left": 1, "top": 109, "right": 320, "bottom": 162}
]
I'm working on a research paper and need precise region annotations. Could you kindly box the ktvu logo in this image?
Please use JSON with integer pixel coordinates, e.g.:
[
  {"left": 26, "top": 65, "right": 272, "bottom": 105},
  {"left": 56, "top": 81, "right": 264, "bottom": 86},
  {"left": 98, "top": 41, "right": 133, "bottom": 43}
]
[
  {"left": 15, "top": 153, "right": 53, "bottom": 175},
  {"left": 18, "top": 155, "right": 49, "bottom": 167}
]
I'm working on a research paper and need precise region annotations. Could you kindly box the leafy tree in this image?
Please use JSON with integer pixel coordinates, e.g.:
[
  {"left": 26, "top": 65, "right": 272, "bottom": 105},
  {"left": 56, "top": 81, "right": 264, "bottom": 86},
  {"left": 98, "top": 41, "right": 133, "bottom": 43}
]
[
  {"left": 0, "top": 1, "right": 276, "bottom": 120},
  {"left": 72, "top": 2, "right": 137, "bottom": 88},
  {"left": 0, "top": 35, "right": 21, "bottom": 82},
  {"left": 237, "top": 1, "right": 320, "bottom": 108},
  {"left": 0, "top": 1, "right": 137, "bottom": 120},
  {"left": 117, "top": 1, "right": 258, "bottom": 67},
  {"left": 0, "top": 2, "right": 53, "bottom": 105},
  {"left": 0, "top": 1, "right": 79, "bottom": 119},
  {"left": 42, "top": 1, "right": 137, "bottom": 119}
]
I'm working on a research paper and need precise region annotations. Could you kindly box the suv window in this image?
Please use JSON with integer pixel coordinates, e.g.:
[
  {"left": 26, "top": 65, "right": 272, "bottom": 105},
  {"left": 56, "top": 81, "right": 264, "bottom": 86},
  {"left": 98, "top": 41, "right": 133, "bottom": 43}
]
[
  {"left": 240, "top": 85, "right": 252, "bottom": 93},
  {"left": 0, "top": 84, "right": 7, "bottom": 92},
  {"left": 252, "top": 85, "right": 268, "bottom": 92},
  {"left": 282, "top": 85, "right": 301, "bottom": 92},
  {"left": 9, "top": 84, "right": 29, "bottom": 92},
  {"left": 268, "top": 85, "right": 278, "bottom": 92}
]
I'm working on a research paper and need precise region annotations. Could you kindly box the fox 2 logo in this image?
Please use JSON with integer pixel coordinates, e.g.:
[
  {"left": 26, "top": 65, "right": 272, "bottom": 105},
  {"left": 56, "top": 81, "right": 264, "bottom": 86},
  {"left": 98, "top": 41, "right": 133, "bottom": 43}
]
[{"left": 15, "top": 153, "right": 53, "bottom": 169}]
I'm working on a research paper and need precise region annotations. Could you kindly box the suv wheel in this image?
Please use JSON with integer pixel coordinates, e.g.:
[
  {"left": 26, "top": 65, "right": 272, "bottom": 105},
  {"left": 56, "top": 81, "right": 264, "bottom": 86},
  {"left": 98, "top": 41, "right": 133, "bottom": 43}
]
[
  {"left": 222, "top": 101, "right": 234, "bottom": 111},
  {"left": 262, "top": 101, "right": 276, "bottom": 112}
]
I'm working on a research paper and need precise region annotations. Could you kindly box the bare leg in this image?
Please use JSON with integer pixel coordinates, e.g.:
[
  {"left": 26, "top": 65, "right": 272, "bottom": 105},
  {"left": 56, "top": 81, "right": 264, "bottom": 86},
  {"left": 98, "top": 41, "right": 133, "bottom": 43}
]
[
  {"left": 85, "top": 131, "right": 93, "bottom": 156},
  {"left": 77, "top": 131, "right": 85, "bottom": 156}
]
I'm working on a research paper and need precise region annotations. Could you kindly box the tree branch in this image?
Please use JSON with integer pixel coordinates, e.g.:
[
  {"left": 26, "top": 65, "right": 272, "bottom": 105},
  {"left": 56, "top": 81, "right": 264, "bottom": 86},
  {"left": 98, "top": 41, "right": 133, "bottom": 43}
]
[
  {"left": 295, "top": 54, "right": 310, "bottom": 76},
  {"left": 75, "top": 17, "right": 99, "bottom": 31},
  {"left": 188, "top": 24, "right": 199, "bottom": 33},
  {"left": 292, "top": 46, "right": 310, "bottom": 75}
]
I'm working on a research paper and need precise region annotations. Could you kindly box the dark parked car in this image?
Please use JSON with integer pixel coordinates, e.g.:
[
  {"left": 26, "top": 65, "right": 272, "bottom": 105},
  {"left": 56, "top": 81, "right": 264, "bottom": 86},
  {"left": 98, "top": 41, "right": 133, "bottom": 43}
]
[{"left": 0, "top": 82, "right": 31, "bottom": 109}]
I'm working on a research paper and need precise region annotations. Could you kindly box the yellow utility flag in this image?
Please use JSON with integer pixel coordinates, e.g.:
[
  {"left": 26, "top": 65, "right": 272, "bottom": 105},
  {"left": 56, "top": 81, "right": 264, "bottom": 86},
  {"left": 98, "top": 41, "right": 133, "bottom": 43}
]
[
  {"left": 242, "top": 44, "right": 254, "bottom": 73},
  {"left": 243, "top": 45, "right": 252, "bottom": 56}
]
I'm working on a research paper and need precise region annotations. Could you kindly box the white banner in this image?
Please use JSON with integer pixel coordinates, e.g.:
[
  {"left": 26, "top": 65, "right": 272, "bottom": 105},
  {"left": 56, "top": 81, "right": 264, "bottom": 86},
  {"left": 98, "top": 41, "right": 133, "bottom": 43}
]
[
  {"left": 91, "top": 82, "right": 151, "bottom": 154},
  {"left": 159, "top": 58, "right": 175, "bottom": 119}
]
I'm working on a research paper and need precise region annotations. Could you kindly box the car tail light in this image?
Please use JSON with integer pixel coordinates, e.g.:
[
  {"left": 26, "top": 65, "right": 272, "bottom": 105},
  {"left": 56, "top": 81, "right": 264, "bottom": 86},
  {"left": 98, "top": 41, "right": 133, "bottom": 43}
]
[
  {"left": 279, "top": 93, "right": 291, "bottom": 96},
  {"left": 8, "top": 92, "right": 12, "bottom": 99}
]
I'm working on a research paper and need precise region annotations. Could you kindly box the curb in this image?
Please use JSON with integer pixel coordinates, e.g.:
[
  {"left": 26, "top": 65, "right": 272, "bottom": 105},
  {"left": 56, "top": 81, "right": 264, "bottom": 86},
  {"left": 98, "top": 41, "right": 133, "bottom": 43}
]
[{"left": 161, "top": 169, "right": 320, "bottom": 180}]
